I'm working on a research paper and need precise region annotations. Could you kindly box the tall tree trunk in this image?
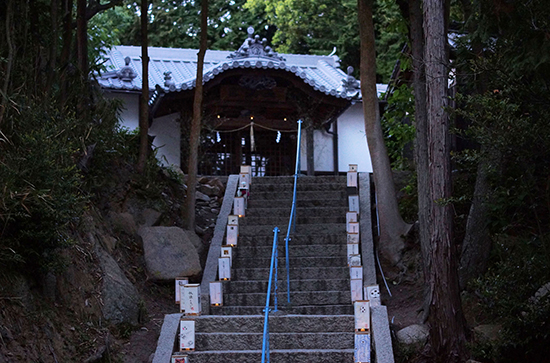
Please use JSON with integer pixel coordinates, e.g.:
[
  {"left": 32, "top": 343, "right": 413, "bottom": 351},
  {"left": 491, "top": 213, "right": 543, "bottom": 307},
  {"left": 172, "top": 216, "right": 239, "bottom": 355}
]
[
  {"left": 137, "top": 0, "right": 149, "bottom": 173},
  {"left": 76, "top": 0, "right": 87, "bottom": 77},
  {"left": 184, "top": 0, "right": 208, "bottom": 230},
  {"left": 409, "top": 0, "right": 432, "bottom": 323},
  {"left": 423, "top": 0, "right": 467, "bottom": 360},
  {"left": 0, "top": 0, "right": 14, "bottom": 126},
  {"left": 358, "top": 0, "right": 412, "bottom": 265},
  {"left": 46, "top": 0, "right": 59, "bottom": 96},
  {"left": 59, "top": 0, "right": 73, "bottom": 106}
]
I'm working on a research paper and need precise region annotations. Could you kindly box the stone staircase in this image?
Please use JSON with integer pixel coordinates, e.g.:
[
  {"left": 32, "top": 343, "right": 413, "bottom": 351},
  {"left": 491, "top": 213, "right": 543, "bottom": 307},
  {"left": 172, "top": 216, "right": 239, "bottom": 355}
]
[{"left": 190, "top": 175, "right": 355, "bottom": 362}]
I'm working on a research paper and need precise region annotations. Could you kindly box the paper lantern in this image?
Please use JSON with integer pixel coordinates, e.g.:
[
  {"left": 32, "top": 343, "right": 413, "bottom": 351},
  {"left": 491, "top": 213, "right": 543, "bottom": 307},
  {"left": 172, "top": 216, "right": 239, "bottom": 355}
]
[
  {"left": 181, "top": 284, "right": 201, "bottom": 316},
  {"left": 221, "top": 245, "right": 233, "bottom": 266},
  {"left": 218, "top": 256, "right": 231, "bottom": 281},
  {"left": 210, "top": 281, "right": 223, "bottom": 306},
  {"left": 226, "top": 224, "right": 238, "bottom": 246},
  {"left": 349, "top": 195, "right": 360, "bottom": 214},
  {"left": 239, "top": 172, "right": 250, "bottom": 189},
  {"left": 347, "top": 171, "right": 358, "bottom": 187},
  {"left": 349, "top": 164, "right": 358, "bottom": 172},
  {"left": 347, "top": 233, "right": 360, "bottom": 244},
  {"left": 349, "top": 254, "right": 362, "bottom": 267},
  {"left": 354, "top": 333, "right": 371, "bottom": 362},
  {"left": 365, "top": 285, "right": 381, "bottom": 307},
  {"left": 179, "top": 319, "right": 195, "bottom": 351},
  {"left": 347, "top": 242, "right": 359, "bottom": 260},
  {"left": 234, "top": 197, "right": 245, "bottom": 216},
  {"left": 347, "top": 221, "right": 360, "bottom": 234},
  {"left": 350, "top": 278, "right": 363, "bottom": 302},
  {"left": 227, "top": 215, "right": 239, "bottom": 226},
  {"left": 175, "top": 277, "right": 189, "bottom": 305},
  {"left": 240, "top": 165, "right": 252, "bottom": 178},
  {"left": 347, "top": 211, "right": 358, "bottom": 224},
  {"left": 350, "top": 266, "right": 363, "bottom": 280},
  {"left": 171, "top": 354, "right": 188, "bottom": 363},
  {"left": 354, "top": 300, "right": 370, "bottom": 332}
]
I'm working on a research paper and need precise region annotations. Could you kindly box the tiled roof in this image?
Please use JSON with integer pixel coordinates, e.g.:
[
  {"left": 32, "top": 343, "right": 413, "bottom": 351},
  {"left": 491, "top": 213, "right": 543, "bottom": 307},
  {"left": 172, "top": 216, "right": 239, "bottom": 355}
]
[{"left": 96, "top": 32, "right": 387, "bottom": 100}]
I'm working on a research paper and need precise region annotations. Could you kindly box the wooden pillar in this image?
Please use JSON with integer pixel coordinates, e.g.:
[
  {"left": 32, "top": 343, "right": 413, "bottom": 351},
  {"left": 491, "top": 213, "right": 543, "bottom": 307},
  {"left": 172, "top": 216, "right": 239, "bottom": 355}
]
[{"left": 306, "top": 127, "right": 314, "bottom": 176}]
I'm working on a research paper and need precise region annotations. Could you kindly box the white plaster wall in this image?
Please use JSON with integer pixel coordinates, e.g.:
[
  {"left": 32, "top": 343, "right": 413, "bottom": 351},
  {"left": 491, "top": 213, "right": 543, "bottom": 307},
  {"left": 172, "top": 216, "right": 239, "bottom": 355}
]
[
  {"left": 105, "top": 91, "right": 140, "bottom": 131},
  {"left": 338, "top": 103, "right": 373, "bottom": 173},
  {"left": 149, "top": 113, "right": 181, "bottom": 167}
]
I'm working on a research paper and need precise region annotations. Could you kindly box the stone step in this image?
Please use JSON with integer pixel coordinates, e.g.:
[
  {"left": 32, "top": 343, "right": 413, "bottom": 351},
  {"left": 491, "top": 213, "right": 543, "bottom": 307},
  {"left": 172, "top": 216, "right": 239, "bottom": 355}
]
[
  {"left": 251, "top": 176, "right": 346, "bottom": 185},
  {"left": 210, "top": 304, "right": 354, "bottom": 316},
  {"left": 238, "top": 234, "right": 347, "bottom": 246},
  {"left": 250, "top": 182, "right": 347, "bottom": 193},
  {"left": 233, "top": 256, "right": 348, "bottom": 269},
  {"left": 222, "top": 279, "right": 351, "bottom": 294},
  {"left": 239, "top": 223, "right": 346, "bottom": 237},
  {"left": 223, "top": 290, "right": 351, "bottom": 306},
  {"left": 188, "top": 349, "right": 354, "bottom": 363},
  {"left": 234, "top": 244, "right": 347, "bottom": 259},
  {"left": 248, "top": 195, "right": 348, "bottom": 210},
  {"left": 195, "top": 314, "right": 354, "bottom": 333},
  {"left": 245, "top": 206, "right": 349, "bottom": 218},
  {"left": 195, "top": 331, "right": 354, "bottom": 351},
  {"left": 232, "top": 266, "right": 349, "bottom": 281},
  {"left": 240, "top": 215, "right": 346, "bottom": 226},
  {"left": 247, "top": 190, "right": 348, "bottom": 201}
]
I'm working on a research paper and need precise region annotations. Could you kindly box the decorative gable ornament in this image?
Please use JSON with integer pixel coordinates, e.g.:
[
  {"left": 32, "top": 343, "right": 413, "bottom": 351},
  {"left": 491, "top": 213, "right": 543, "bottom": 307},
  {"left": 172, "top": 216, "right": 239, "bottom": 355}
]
[
  {"left": 227, "top": 27, "right": 286, "bottom": 62},
  {"left": 342, "top": 66, "right": 360, "bottom": 94},
  {"left": 116, "top": 56, "right": 137, "bottom": 81}
]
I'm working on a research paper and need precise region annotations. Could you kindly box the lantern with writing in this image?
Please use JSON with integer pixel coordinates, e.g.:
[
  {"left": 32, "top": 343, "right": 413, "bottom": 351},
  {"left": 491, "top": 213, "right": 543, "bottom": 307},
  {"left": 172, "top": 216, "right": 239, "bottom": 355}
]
[
  {"left": 209, "top": 281, "right": 223, "bottom": 306},
  {"left": 175, "top": 277, "right": 189, "bottom": 305},
  {"left": 350, "top": 278, "right": 363, "bottom": 302},
  {"left": 234, "top": 197, "right": 245, "bottom": 217},
  {"left": 349, "top": 195, "right": 360, "bottom": 214},
  {"left": 181, "top": 284, "right": 201, "bottom": 316},
  {"left": 226, "top": 224, "right": 238, "bottom": 247},
  {"left": 218, "top": 257, "right": 231, "bottom": 281},
  {"left": 354, "top": 300, "right": 370, "bottom": 333},
  {"left": 354, "top": 333, "right": 371, "bottom": 362},
  {"left": 179, "top": 319, "right": 195, "bottom": 351}
]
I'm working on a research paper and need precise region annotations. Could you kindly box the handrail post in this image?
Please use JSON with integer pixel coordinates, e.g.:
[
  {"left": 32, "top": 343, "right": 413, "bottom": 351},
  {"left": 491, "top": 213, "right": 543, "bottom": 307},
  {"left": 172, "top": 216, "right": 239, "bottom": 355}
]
[
  {"left": 261, "top": 227, "right": 279, "bottom": 363},
  {"left": 284, "top": 119, "right": 303, "bottom": 304}
]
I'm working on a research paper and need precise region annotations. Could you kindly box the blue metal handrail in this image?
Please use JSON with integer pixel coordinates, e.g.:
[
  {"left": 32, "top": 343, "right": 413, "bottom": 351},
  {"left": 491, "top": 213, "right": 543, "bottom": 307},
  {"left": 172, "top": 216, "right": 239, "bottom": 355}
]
[
  {"left": 284, "top": 119, "right": 303, "bottom": 304},
  {"left": 261, "top": 227, "right": 280, "bottom": 363}
]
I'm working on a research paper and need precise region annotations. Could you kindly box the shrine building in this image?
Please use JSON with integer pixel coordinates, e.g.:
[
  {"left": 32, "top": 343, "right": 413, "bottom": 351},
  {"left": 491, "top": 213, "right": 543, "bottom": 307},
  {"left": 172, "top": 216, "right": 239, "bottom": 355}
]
[{"left": 97, "top": 28, "right": 386, "bottom": 176}]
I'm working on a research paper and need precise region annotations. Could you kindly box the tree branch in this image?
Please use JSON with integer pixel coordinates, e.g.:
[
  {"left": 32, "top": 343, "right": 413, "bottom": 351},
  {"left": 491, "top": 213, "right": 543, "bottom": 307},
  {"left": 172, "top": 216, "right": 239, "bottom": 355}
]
[{"left": 85, "top": 0, "right": 124, "bottom": 21}]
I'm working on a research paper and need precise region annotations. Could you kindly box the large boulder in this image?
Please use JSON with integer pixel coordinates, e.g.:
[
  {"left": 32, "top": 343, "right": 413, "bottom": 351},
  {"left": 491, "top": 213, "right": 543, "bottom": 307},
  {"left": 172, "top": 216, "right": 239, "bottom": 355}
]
[
  {"left": 138, "top": 227, "right": 202, "bottom": 281},
  {"left": 396, "top": 324, "right": 429, "bottom": 346},
  {"left": 96, "top": 247, "right": 140, "bottom": 325}
]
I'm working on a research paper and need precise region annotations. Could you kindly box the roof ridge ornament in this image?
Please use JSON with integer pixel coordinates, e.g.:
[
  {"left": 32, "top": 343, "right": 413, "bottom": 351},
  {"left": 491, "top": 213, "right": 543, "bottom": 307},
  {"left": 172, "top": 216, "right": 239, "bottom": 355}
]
[
  {"left": 227, "top": 27, "right": 285, "bottom": 62},
  {"left": 342, "top": 66, "right": 360, "bottom": 93},
  {"left": 116, "top": 56, "right": 137, "bottom": 82}
]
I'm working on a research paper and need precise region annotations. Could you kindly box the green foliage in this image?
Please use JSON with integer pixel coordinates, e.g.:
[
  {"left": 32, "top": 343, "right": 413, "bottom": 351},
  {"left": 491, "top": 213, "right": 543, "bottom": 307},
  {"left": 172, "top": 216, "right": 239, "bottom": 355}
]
[
  {"left": 380, "top": 84, "right": 415, "bottom": 170},
  {"left": 0, "top": 103, "right": 85, "bottom": 270},
  {"left": 473, "top": 235, "right": 550, "bottom": 362},
  {"left": 245, "top": 0, "right": 405, "bottom": 82}
]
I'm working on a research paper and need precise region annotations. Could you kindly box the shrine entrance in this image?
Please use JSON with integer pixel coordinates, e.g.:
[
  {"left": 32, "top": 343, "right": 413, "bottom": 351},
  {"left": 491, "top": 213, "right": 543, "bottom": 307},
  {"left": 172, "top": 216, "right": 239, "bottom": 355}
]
[{"left": 198, "top": 127, "right": 297, "bottom": 176}]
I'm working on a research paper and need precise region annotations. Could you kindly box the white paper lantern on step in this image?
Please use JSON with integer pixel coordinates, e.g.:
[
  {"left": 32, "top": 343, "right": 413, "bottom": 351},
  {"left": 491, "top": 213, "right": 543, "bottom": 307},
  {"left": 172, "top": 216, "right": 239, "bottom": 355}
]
[
  {"left": 221, "top": 245, "right": 233, "bottom": 266},
  {"left": 209, "top": 281, "right": 223, "bottom": 306},
  {"left": 350, "top": 266, "right": 363, "bottom": 280},
  {"left": 347, "top": 242, "right": 359, "bottom": 260},
  {"left": 226, "top": 224, "right": 238, "bottom": 246},
  {"left": 347, "top": 171, "right": 358, "bottom": 187},
  {"left": 179, "top": 319, "right": 195, "bottom": 351},
  {"left": 354, "top": 333, "right": 371, "bottom": 362},
  {"left": 181, "top": 284, "right": 201, "bottom": 316},
  {"left": 175, "top": 277, "right": 189, "bottom": 305},
  {"left": 228, "top": 215, "right": 239, "bottom": 226},
  {"left": 349, "top": 254, "right": 361, "bottom": 267},
  {"left": 349, "top": 164, "right": 358, "bottom": 172},
  {"left": 351, "top": 278, "right": 363, "bottom": 302},
  {"left": 171, "top": 354, "right": 188, "bottom": 363},
  {"left": 347, "top": 233, "right": 360, "bottom": 244},
  {"left": 234, "top": 197, "right": 245, "bottom": 217},
  {"left": 218, "top": 256, "right": 231, "bottom": 281},
  {"left": 347, "top": 221, "right": 360, "bottom": 234},
  {"left": 365, "top": 285, "right": 381, "bottom": 307},
  {"left": 349, "top": 195, "right": 360, "bottom": 214},
  {"left": 354, "top": 300, "right": 371, "bottom": 333}
]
